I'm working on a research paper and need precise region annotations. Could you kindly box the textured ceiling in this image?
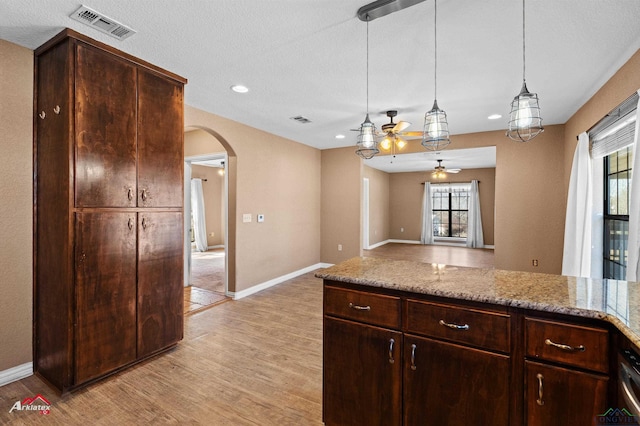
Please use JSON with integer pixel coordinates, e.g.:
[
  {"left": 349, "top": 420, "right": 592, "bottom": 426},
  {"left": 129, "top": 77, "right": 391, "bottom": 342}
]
[{"left": 2, "top": 0, "right": 640, "bottom": 161}]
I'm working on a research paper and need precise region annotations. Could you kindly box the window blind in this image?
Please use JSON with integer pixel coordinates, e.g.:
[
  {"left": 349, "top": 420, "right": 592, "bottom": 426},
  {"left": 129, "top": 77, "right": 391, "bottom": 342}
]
[{"left": 590, "top": 92, "right": 638, "bottom": 159}]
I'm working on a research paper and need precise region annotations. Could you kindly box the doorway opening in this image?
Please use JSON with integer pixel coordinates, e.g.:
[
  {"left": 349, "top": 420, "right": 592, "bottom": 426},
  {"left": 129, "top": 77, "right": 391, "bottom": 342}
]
[{"left": 184, "top": 129, "right": 231, "bottom": 314}]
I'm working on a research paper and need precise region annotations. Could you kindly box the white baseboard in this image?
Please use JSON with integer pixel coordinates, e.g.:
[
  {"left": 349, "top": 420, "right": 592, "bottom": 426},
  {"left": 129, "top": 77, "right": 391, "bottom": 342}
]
[
  {"left": 0, "top": 362, "right": 32, "bottom": 387},
  {"left": 207, "top": 245, "right": 225, "bottom": 250},
  {"left": 387, "top": 239, "right": 421, "bottom": 244},
  {"left": 229, "top": 263, "right": 327, "bottom": 300}
]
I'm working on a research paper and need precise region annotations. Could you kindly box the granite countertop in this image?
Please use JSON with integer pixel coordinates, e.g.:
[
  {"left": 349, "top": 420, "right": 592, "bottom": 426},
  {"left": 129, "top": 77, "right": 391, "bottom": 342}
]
[{"left": 315, "top": 256, "right": 640, "bottom": 347}]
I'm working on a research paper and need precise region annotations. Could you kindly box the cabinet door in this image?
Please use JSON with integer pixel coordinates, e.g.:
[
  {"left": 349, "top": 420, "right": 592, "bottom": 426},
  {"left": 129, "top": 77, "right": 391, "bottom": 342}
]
[
  {"left": 324, "top": 317, "right": 402, "bottom": 426},
  {"left": 75, "top": 212, "right": 137, "bottom": 384},
  {"left": 137, "top": 69, "right": 184, "bottom": 208},
  {"left": 525, "top": 361, "right": 608, "bottom": 426},
  {"left": 75, "top": 44, "right": 137, "bottom": 207},
  {"left": 404, "top": 335, "right": 510, "bottom": 426},
  {"left": 137, "top": 212, "right": 184, "bottom": 357}
]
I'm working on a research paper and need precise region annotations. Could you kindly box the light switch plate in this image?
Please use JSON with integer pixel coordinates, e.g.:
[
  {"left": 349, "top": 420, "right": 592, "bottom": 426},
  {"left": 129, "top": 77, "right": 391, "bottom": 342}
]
[{"left": 243, "top": 213, "right": 252, "bottom": 223}]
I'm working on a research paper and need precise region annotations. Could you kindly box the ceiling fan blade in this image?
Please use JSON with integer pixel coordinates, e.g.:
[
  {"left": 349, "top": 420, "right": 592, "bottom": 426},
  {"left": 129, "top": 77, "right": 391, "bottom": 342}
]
[
  {"left": 393, "top": 121, "right": 411, "bottom": 132},
  {"left": 399, "top": 131, "right": 424, "bottom": 137},
  {"left": 448, "top": 169, "right": 462, "bottom": 173}
]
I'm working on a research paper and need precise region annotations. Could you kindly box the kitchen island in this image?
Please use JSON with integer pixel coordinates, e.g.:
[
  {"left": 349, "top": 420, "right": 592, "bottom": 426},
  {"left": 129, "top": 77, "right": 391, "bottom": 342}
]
[{"left": 316, "top": 257, "right": 640, "bottom": 426}]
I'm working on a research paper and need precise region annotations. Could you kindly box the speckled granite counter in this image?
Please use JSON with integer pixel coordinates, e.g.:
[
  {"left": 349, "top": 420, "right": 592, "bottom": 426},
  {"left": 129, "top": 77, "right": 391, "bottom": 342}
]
[{"left": 316, "top": 256, "right": 640, "bottom": 347}]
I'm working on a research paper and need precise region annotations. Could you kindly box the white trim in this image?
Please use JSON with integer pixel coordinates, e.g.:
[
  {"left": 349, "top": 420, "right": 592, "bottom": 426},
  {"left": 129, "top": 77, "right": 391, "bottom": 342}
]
[
  {"left": 0, "top": 362, "right": 32, "bottom": 387},
  {"left": 388, "top": 239, "right": 421, "bottom": 244},
  {"left": 207, "top": 245, "right": 225, "bottom": 250},
  {"left": 366, "top": 240, "right": 388, "bottom": 249},
  {"left": 229, "top": 263, "right": 328, "bottom": 300}
]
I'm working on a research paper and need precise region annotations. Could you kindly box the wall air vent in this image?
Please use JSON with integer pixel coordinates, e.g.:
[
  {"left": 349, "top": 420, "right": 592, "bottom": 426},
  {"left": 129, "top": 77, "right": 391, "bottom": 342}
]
[
  {"left": 290, "top": 116, "right": 312, "bottom": 124},
  {"left": 70, "top": 5, "right": 136, "bottom": 41}
]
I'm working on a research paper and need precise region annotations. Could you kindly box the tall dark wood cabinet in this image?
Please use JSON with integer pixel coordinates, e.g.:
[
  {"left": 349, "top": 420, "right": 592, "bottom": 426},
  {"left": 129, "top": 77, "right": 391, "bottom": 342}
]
[{"left": 33, "top": 29, "right": 186, "bottom": 393}]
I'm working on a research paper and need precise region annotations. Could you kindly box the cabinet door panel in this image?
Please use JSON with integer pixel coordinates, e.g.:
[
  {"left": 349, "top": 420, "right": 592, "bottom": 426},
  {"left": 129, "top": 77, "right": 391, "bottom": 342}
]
[
  {"left": 525, "top": 361, "right": 608, "bottom": 426},
  {"left": 324, "top": 317, "right": 402, "bottom": 426},
  {"left": 404, "top": 335, "right": 510, "bottom": 426},
  {"left": 75, "top": 212, "right": 137, "bottom": 384},
  {"left": 75, "top": 44, "right": 137, "bottom": 207},
  {"left": 138, "top": 212, "right": 184, "bottom": 357},
  {"left": 137, "top": 69, "right": 184, "bottom": 208}
]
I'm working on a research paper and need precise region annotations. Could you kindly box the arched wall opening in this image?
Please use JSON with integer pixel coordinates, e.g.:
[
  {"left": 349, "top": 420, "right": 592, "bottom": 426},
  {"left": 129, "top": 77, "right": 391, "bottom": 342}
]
[{"left": 184, "top": 125, "right": 237, "bottom": 293}]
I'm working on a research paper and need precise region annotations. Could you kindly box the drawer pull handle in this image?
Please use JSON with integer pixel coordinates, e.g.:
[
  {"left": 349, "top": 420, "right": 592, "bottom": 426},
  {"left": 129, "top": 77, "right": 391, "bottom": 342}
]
[
  {"left": 544, "top": 338, "right": 585, "bottom": 352},
  {"left": 410, "top": 344, "right": 417, "bottom": 370},
  {"left": 349, "top": 302, "right": 371, "bottom": 311},
  {"left": 439, "top": 319, "right": 469, "bottom": 330},
  {"left": 388, "top": 338, "right": 395, "bottom": 364},
  {"left": 536, "top": 373, "right": 545, "bottom": 406}
]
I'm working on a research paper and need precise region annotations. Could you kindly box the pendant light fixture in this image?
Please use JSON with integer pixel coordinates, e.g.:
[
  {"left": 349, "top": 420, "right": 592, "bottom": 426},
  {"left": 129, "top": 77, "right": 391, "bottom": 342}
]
[
  {"left": 355, "top": 15, "right": 379, "bottom": 159},
  {"left": 506, "top": 0, "right": 543, "bottom": 142},
  {"left": 422, "top": 0, "right": 450, "bottom": 151}
]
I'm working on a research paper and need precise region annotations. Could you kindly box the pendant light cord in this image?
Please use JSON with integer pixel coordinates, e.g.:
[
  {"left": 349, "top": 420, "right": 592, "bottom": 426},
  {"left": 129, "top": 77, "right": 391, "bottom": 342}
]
[
  {"left": 366, "top": 16, "right": 370, "bottom": 114},
  {"left": 522, "top": 0, "right": 526, "bottom": 83},
  {"left": 434, "top": 0, "right": 437, "bottom": 100}
]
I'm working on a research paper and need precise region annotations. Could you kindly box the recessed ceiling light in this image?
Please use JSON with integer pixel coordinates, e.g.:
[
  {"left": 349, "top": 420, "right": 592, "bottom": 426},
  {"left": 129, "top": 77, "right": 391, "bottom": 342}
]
[
  {"left": 335, "top": 134, "right": 346, "bottom": 139},
  {"left": 231, "top": 85, "right": 249, "bottom": 93},
  {"left": 488, "top": 114, "right": 502, "bottom": 120}
]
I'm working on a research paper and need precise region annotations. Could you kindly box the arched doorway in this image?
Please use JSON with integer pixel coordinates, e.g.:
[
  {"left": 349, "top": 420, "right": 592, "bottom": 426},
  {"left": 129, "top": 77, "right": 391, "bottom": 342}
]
[{"left": 183, "top": 126, "right": 237, "bottom": 313}]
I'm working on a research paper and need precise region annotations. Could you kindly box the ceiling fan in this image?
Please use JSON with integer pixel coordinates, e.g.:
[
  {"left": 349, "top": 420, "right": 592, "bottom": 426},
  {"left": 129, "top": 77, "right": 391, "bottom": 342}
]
[
  {"left": 379, "top": 110, "right": 423, "bottom": 151},
  {"left": 432, "top": 159, "right": 461, "bottom": 178}
]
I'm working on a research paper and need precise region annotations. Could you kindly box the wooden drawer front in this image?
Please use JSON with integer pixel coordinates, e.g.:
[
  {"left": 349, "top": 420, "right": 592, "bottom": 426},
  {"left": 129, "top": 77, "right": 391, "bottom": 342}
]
[
  {"left": 405, "top": 300, "right": 510, "bottom": 353},
  {"left": 525, "top": 317, "right": 609, "bottom": 373},
  {"left": 324, "top": 286, "right": 401, "bottom": 329}
]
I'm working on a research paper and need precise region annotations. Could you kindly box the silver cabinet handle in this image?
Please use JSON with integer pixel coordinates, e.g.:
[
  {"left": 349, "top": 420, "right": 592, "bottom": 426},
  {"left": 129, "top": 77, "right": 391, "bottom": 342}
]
[
  {"left": 388, "top": 338, "right": 395, "bottom": 364},
  {"left": 141, "top": 189, "right": 148, "bottom": 202},
  {"left": 39, "top": 111, "right": 46, "bottom": 119},
  {"left": 536, "top": 373, "right": 545, "bottom": 406},
  {"left": 544, "top": 338, "right": 585, "bottom": 352},
  {"left": 53, "top": 105, "right": 60, "bottom": 114},
  {"left": 349, "top": 302, "right": 371, "bottom": 311},
  {"left": 142, "top": 217, "right": 148, "bottom": 230},
  {"left": 410, "top": 344, "right": 417, "bottom": 370},
  {"left": 439, "top": 319, "right": 470, "bottom": 330},
  {"left": 127, "top": 187, "right": 134, "bottom": 201},
  {"left": 128, "top": 217, "right": 134, "bottom": 230}
]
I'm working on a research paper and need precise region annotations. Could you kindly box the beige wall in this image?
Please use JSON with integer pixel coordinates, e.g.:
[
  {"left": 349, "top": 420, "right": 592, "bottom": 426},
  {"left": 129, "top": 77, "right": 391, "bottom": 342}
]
[
  {"left": 0, "top": 40, "right": 33, "bottom": 371},
  {"left": 363, "top": 166, "right": 390, "bottom": 246},
  {"left": 190, "top": 165, "right": 224, "bottom": 247},
  {"left": 388, "top": 168, "right": 496, "bottom": 245},
  {"left": 185, "top": 128, "right": 226, "bottom": 157},
  {"left": 321, "top": 147, "right": 362, "bottom": 264},
  {"left": 185, "top": 106, "right": 321, "bottom": 292}
]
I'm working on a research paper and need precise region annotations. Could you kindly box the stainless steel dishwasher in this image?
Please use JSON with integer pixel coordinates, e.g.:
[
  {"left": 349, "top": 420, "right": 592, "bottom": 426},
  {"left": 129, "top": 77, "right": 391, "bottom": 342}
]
[{"left": 620, "top": 348, "right": 640, "bottom": 420}]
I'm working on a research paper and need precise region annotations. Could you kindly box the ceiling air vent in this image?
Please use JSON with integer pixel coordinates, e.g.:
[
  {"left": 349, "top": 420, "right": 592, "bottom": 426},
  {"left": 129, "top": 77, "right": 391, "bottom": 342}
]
[
  {"left": 290, "top": 116, "right": 312, "bottom": 124},
  {"left": 70, "top": 5, "right": 136, "bottom": 41}
]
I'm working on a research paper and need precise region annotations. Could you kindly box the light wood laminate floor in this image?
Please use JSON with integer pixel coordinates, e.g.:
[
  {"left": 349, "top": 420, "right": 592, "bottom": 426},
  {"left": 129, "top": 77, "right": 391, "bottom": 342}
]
[
  {"left": 0, "top": 273, "right": 324, "bottom": 425},
  {"left": 0, "top": 243, "right": 491, "bottom": 424}
]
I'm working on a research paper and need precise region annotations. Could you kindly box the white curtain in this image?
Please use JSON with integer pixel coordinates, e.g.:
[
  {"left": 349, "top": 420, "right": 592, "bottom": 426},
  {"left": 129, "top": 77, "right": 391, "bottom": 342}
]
[
  {"left": 561, "top": 132, "right": 593, "bottom": 277},
  {"left": 466, "top": 180, "right": 484, "bottom": 248},
  {"left": 420, "top": 182, "right": 434, "bottom": 244},
  {"left": 190, "top": 179, "right": 208, "bottom": 252},
  {"left": 625, "top": 90, "right": 640, "bottom": 281}
]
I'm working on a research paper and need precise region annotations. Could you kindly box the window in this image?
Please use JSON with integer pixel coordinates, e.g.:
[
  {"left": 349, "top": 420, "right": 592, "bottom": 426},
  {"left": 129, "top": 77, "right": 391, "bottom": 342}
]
[
  {"left": 431, "top": 184, "right": 469, "bottom": 238},
  {"left": 603, "top": 147, "right": 632, "bottom": 279},
  {"left": 589, "top": 92, "right": 637, "bottom": 280}
]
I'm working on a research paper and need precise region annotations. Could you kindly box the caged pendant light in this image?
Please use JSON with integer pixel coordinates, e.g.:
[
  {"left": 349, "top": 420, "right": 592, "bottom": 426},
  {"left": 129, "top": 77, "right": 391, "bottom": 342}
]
[
  {"left": 422, "top": 0, "right": 450, "bottom": 151},
  {"left": 355, "top": 16, "right": 379, "bottom": 159},
  {"left": 506, "top": 0, "right": 543, "bottom": 142}
]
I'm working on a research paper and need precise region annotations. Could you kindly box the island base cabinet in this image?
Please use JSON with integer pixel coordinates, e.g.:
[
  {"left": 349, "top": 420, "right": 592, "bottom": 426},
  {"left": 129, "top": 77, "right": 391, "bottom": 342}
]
[
  {"left": 525, "top": 361, "right": 608, "bottom": 426},
  {"left": 323, "top": 317, "right": 402, "bottom": 426},
  {"left": 403, "top": 335, "right": 511, "bottom": 426}
]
